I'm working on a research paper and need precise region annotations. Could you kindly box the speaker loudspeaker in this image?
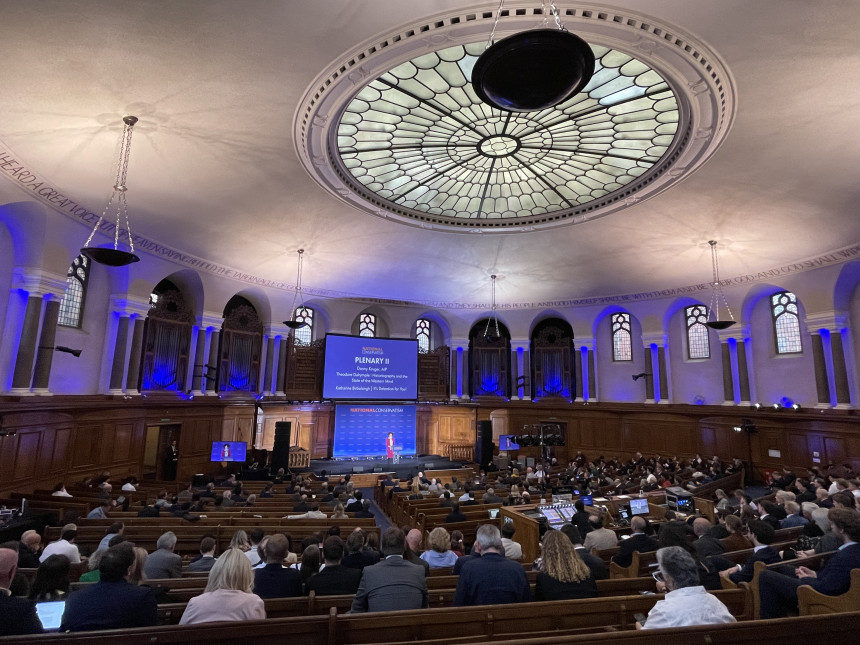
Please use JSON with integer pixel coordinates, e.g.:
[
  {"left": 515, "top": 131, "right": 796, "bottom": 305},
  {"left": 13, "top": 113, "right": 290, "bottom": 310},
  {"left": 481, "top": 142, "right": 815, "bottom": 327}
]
[
  {"left": 271, "top": 421, "right": 292, "bottom": 472},
  {"left": 475, "top": 420, "right": 493, "bottom": 468}
]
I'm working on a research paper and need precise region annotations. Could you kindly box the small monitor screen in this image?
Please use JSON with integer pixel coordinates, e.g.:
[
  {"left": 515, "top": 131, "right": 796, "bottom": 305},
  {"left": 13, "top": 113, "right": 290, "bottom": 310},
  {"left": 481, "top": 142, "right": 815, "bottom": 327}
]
[
  {"left": 498, "top": 434, "right": 520, "bottom": 451},
  {"left": 210, "top": 441, "right": 247, "bottom": 463},
  {"left": 580, "top": 494, "right": 593, "bottom": 507},
  {"left": 488, "top": 508, "right": 499, "bottom": 520},
  {"left": 630, "top": 498, "right": 650, "bottom": 516},
  {"left": 36, "top": 601, "right": 65, "bottom": 631},
  {"left": 541, "top": 507, "right": 563, "bottom": 525},
  {"left": 617, "top": 503, "right": 631, "bottom": 520},
  {"left": 676, "top": 497, "right": 694, "bottom": 512},
  {"left": 559, "top": 506, "right": 575, "bottom": 522}
]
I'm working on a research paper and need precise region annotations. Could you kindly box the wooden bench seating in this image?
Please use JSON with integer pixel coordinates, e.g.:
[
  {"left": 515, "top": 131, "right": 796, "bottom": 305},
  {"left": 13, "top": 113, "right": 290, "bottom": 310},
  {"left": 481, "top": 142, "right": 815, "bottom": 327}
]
[
  {"left": 745, "top": 550, "right": 837, "bottom": 618},
  {"left": 0, "top": 589, "right": 755, "bottom": 645},
  {"left": 798, "top": 567, "right": 860, "bottom": 615}
]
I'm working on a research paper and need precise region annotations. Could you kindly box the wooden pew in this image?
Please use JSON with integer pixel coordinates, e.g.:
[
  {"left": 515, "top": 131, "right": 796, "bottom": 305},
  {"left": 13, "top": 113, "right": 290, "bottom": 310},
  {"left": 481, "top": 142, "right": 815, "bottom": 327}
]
[
  {"left": 798, "top": 567, "right": 860, "bottom": 615},
  {"left": 745, "top": 550, "right": 837, "bottom": 618}
]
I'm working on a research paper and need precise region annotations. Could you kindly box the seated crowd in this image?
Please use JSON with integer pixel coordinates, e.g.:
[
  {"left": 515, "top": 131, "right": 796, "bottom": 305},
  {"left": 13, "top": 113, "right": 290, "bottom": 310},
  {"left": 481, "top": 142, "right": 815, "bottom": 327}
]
[{"left": 1, "top": 456, "right": 858, "bottom": 637}]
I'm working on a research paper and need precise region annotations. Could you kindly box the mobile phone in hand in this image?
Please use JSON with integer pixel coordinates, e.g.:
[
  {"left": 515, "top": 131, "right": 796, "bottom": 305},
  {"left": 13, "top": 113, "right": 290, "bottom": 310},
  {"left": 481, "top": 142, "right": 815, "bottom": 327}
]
[{"left": 634, "top": 612, "right": 647, "bottom": 626}]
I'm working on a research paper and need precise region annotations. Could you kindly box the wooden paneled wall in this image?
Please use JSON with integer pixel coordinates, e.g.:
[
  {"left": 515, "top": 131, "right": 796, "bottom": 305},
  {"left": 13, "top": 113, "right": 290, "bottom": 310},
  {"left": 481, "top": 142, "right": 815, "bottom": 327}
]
[
  {"left": 0, "top": 398, "right": 255, "bottom": 497},
  {"left": 1, "top": 397, "right": 857, "bottom": 497}
]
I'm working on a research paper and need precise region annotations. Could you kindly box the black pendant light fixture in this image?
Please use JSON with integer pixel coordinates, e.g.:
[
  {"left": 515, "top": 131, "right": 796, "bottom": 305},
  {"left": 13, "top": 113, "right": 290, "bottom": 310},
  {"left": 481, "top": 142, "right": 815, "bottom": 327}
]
[
  {"left": 472, "top": 0, "right": 595, "bottom": 112},
  {"left": 283, "top": 249, "right": 308, "bottom": 329},
  {"left": 483, "top": 274, "right": 501, "bottom": 339},
  {"left": 705, "top": 240, "right": 737, "bottom": 330},
  {"left": 81, "top": 115, "right": 141, "bottom": 266}
]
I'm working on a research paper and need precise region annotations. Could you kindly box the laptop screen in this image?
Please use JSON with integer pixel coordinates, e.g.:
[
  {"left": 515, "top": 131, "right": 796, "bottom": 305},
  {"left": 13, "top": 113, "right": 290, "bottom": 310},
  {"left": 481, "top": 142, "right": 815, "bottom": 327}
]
[{"left": 36, "top": 601, "right": 65, "bottom": 632}]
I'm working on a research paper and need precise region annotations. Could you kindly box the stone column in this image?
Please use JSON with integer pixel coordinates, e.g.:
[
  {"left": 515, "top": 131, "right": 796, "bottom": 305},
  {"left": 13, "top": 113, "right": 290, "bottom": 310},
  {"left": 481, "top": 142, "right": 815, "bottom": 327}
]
[
  {"left": 276, "top": 335, "right": 288, "bottom": 395},
  {"left": 587, "top": 346, "right": 597, "bottom": 402},
  {"left": 720, "top": 340, "right": 734, "bottom": 404},
  {"left": 450, "top": 337, "right": 468, "bottom": 400},
  {"left": 811, "top": 332, "right": 831, "bottom": 406},
  {"left": 574, "top": 346, "right": 583, "bottom": 401},
  {"left": 10, "top": 294, "right": 45, "bottom": 392},
  {"left": 806, "top": 312, "right": 855, "bottom": 409},
  {"left": 736, "top": 338, "right": 751, "bottom": 404},
  {"left": 126, "top": 316, "right": 145, "bottom": 392},
  {"left": 642, "top": 346, "right": 655, "bottom": 402},
  {"left": 262, "top": 335, "right": 275, "bottom": 395},
  {"left": 830, "top": 331, "right": 852, "bottom": 407},
  {"left": 30, "top": 297, "right": 61, "bottom": 393},
  {"left": 108, "top": 315, "right": 130, "bottom": 393},
  {"left": 510, "top": 340, "right": 529, "bottom": 401},
  {"left": 207, "top": 329, "right": 220, "bottom": 394},
  {"left": 657, "top": 345, "right": 669, "bottom": 404},
  {"left": 190, "top": 327, "right": 206, "bottom": 394}
]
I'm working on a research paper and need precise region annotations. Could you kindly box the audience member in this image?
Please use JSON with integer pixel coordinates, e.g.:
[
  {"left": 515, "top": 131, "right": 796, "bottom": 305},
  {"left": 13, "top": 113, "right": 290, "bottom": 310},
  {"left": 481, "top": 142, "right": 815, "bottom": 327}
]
[
  {"left": 16, "top": 530, "right": 41, "bottom": 569},
  {"left": 350, "top": 528, "right": 428, "bottom": 613},
  {"left": 420, "top": 527, "right": 458, "bottom": 568},
  {"left": 0, "top": 547, "right": 43, "bottom": 635},
  {"left": 500, "top": 524, "right": 523, "bottom": 559},
  {"left": 718, "top": 520, "right": 781, "bottom": 584},
  {"left": 637, "top": 547, "right": 736, "bottom": 629},
  {"left": 611, "top": 516, "right": 659, "bottom": 568},
  {"left": 40, "top": 524, "right": 82, "bottom": 564},
  {"left": 758, "top": 507, "right": 860, "bottom": 618},
  {"left": 299, "top": 545, "right": 321, "bottom": 591},
  {"left": 722, "top": 515, "right": 753, "bottom": 552},
  {"left": 445, "top": 501, "right": 467, "bottom": 524},
  {"left": 28, "top": 554, "right": 70, "bottom": 601},
  {"left": 97, "top": 522, "right": 125, "bottom": 552},
  {"left": 180, "top": 548, "right": 265, "bottom": 624},
  {"left": 305, "top": 536, "right": 362, "bottom": 596},
  {"left": 454, "top": 525, "right": 530, "bottom": 606},
  {"left": 582, "top": 516, "right": 618, "bottom": 552},
  {"left": 188, "top": 537, "right": 218, "bottom": 573},
  {"left": 342, "top": 529, "right": 381, "bottom": 570},
  {"left": 560, "top": 524, "right": 608, "bottom": 580},
  {"left": 692, "top": 517, "right": 725, "bottom": 560},
  {"left": 534, "top": 530, "right": 598, "bottom": 601},
  {"left": 254, "top": 534, "right": 302, "bottom": 598},
  {"left": 61, "top": 544, "right": 158, "bottom": 632},
  {"left": 143, "top": 531, "right": 182, "bottom": 579}
]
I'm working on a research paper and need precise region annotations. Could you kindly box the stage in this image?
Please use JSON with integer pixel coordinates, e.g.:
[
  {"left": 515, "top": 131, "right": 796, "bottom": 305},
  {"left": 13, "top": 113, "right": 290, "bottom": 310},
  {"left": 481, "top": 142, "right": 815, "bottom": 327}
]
[{"left": 302, "top": 455, "right": 469, "bottom": 480}]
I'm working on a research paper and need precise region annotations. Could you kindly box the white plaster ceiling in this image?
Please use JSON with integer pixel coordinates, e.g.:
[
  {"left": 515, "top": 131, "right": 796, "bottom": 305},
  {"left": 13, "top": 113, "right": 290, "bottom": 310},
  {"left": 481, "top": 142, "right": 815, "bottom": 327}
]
[{"left": 1, "top": 1, "right": 859, "bottom": 309}]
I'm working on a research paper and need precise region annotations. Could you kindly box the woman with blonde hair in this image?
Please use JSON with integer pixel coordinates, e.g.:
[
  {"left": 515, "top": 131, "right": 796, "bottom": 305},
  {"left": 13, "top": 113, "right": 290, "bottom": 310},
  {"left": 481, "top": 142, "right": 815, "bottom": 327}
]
[
  {"left": 534, "top": 530, "right": 597, "bottom": 601},
  {"left": 179, "top": 548, "right": 265, "bottom": 624},
  {"left": 230, "top": 529, "right": 251, "bottom": 552},
  {"left": 128, "top": 547, "right": 149, "bottom": 585},
  {"left": 420, "top": 527, "right": 458, "bottom": 568},
  {"left": 330, "top": 502, "right": 348, "bottom": 519}
]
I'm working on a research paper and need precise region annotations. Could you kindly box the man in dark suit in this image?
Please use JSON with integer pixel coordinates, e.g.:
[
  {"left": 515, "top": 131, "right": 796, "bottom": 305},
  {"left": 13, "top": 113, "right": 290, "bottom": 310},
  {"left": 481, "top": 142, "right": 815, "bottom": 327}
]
[
  {"left": 611, "top": 516, "right": 659, "bottom": 568},
  {"left": 692, "top": 517, "right": 725, "bottom": 560},
  {"left": 350, "top": 528, "right": 428, "bottom": 612},
  {"left": 342, "top": 529, "right": 381, "bottom": 570},
  {"left": 0, "top": 548, "right": 43, "bottom": 636},
  {"left": 292, "top": 494, "right": 310, "bottom": 513},
  {"left": 143, "top": 531, "right": 182, "bottom": 579},
  {"left": 454, "top": 525, "right": 530, "bottom": 606},
  {"left": 561, "top": 524, "right": 608, "bottom": 580},
  {"left": 355, "top": 499, "right": 374, "bottom": 519},
  {"left": 16, "top": 531, "right": 41, "bottom": 569},
  {"left": 570, "top": 499, "right": 593, "bottom": 538},
  {"left": 254, "top": 534, "right": 302, "bottom": 598},
  {"left": 482, "top": 487, "right": 503, "bottom": 505},
  {"left": 758, "top": 501, "right": 783, "bottom": 530},
  {"left": 306, "top": 536, "right": 362, "bottom": 596},
  {"left": 445, "top": 502, "right": 467, "bottom": 524},
  {"left": 759, "top": 507, "right": 860, "bottom": 618},
  {"left": 61, "top": 544, "right": 157, "bottom": 632},
  {"left": 346, "top": 490, "right": 364, "bottom": 513},
  {"left": 717, "top": 520, "right": 781, "bottom": 585}
]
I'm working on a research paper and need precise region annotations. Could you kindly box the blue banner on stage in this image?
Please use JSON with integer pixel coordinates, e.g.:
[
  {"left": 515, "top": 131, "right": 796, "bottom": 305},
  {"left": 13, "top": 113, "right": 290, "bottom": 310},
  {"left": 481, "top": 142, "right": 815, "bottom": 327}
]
[{"left": 333, "top": 404, "right": 417, "bottom": 458}]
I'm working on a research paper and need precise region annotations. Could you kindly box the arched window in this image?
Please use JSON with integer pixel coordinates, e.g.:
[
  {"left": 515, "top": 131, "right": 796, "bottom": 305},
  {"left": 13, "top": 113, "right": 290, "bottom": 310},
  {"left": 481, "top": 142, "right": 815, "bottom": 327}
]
[
  {"left": 57, "top": 254, "right": 89, "bottom": 328},
  {"left": 416, "top": 318, "right": 431, "bottom": 353},
  {"left": 685, "top": 305, "right": 710, "bottom": 359},
  {"left": 359, "top": 313, "right": 376, "bottom": 337},
  {"left": 772, "top": 291, "right": 802, "bottom": 354},
  {"left": 611, "top": 312, "right": 632, "bottom": 361},
  {"left": 140, "top": 280, "right": 194, "bottom": 392},
  {"left": 293, "top": 306, "right": 314, "bottom": 345},
  {"left": 218, "top": 296, "right": 263, "bottom": 393}
]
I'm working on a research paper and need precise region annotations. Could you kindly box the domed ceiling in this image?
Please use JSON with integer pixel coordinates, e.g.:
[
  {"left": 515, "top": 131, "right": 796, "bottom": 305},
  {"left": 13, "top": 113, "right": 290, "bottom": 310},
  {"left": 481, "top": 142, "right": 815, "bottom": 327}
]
[{"left": 0, "top": 1, "right": 858, "bottom": 310}]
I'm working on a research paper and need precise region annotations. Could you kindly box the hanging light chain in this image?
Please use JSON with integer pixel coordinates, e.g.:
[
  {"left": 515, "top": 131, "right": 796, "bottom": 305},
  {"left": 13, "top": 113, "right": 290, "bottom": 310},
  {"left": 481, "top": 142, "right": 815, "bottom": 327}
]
[
  {"left": 114, "top": 116, "right": 137, "bottom": 253},
  {"left": 486, "top": 0, "right": 506, "bottom": 49},
  {"left": 707, "top": 240, "right": 735, "bottom": 323},
  {"left": 483, "top": 274, "right": 501, "bottom": 338}
]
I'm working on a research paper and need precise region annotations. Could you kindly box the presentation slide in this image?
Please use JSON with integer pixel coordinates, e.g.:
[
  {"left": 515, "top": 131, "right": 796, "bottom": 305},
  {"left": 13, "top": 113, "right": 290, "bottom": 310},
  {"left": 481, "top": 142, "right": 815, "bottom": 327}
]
[
  {"left": 333, "top": 404, "right": 417, "bottom": 458},
  {"left": 323, "top": 334, "right": 418, "bottom": 400},
  {"left": 210, "top": 441, "right": 247, "bottom": 462}
]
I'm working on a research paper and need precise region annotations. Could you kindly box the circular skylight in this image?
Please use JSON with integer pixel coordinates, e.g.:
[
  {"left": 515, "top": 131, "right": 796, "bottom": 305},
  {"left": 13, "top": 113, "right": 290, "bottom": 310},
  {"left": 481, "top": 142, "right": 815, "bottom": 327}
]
[
  {"left": 297, "top": 5, "right": 735, "bottom": 233},
  {"left": 337, "top": 42, "right": 679, "bottom": 225}
]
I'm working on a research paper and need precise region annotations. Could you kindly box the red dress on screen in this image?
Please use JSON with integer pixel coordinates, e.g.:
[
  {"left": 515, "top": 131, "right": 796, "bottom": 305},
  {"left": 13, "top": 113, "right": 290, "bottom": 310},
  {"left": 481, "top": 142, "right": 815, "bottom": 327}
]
[{"left": 386, "top": 435, "right": 394, "bottom": 459}]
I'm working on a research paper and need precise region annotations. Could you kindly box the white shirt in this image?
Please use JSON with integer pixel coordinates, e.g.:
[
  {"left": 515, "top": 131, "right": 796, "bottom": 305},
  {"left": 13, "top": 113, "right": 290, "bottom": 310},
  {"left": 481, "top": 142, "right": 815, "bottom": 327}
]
[
  {"left": 641, "top": 586, "right": 736, "bottom": 629},
  {"left": 501, "top": 537, "right": 522, "bottom": 559},
  {"left": 122, "top": 483, "right": 137, "bottom": 492},
  {"left": 245, "top": 547, "right": 262, "bottom": 566},
  {"left": 40, "top": 539, "right": 81, "bottom": 564},
  {"left": 458, "top": 492, "right": 471, "bottom": 502},
  {"left": 52, "top": 490, "right": 72, "bottom": 497}
]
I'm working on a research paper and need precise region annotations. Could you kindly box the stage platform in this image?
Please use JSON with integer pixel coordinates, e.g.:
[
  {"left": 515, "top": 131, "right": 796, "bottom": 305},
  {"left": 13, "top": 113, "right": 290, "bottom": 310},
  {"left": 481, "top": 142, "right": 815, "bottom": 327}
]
[{"left": 300, "top": 456, "right": 470, "bottom": 480}]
